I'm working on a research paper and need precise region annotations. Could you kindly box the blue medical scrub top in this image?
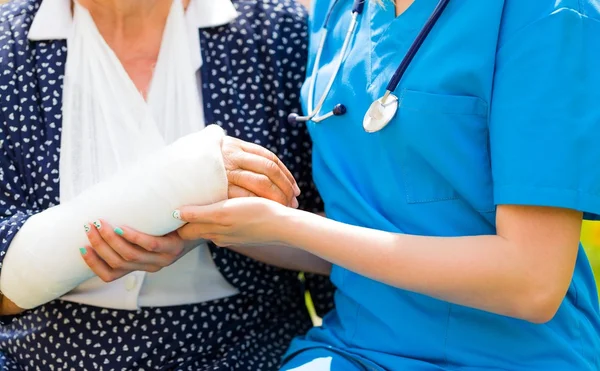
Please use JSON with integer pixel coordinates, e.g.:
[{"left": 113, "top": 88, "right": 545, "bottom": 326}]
[{"left": 283, "top": 0, "right": 600, "bottom": 370}]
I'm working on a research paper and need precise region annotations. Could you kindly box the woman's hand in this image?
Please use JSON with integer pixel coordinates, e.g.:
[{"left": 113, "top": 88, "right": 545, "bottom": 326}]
[
  {"left": 76, "top": 137, "right": 299, "bottom": 282},
  {"left": 222, "top": 137, "right": 300, "bottom": 208},
  {"left": 81, "top": 219, "right": 198, "bottom": 282},
  {"left": 174, "top": 200, "right": 332, "bottom": 275},
  {"left": 175, "top": 198, "right": 289, "bottom": 248},
  {"left": 0, "top": 293, "right": 24, "bottom": 316}
]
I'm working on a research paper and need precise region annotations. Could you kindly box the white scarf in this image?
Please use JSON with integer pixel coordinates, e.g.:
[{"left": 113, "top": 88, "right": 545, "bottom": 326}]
[{"left": 60, "top": 0, "right": 205, "bottom": 201}]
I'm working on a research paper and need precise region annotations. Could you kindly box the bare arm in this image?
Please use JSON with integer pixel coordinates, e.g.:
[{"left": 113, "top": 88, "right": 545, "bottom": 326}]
[
  {"left": 277, "top": 205, "right": 580, "bottom": 323},
  {"left": 178, "top": 201, "right": 581, "bottom": 324},
  {"left": 197, "top": 211, "right": 331, "bottom": 275}
]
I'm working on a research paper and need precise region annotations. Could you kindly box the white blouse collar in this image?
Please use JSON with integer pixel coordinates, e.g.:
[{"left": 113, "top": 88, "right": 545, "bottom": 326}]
[{"left": 28, "top": 0, "right": 239, "bottom": 69}]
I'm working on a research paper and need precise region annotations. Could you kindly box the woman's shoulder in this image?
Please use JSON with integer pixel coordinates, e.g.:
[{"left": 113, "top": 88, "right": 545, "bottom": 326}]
[
  {"left": 205, "top": 0, "right": 308, "bottom": 62},
  {"left": 230, "top": 0, "right": 307, "bottom": 30},
  {"left": 0, "top": 0, "right": 58, "bottom": 127},
  {"left": 0, "top": 0, "right": 39, "bottom": 26},
  {"left": 231, "top": 0, "right": 306, "bottom": 16},
  {"left": 0, "top": 0, "right": 40, "bottom": 66}
]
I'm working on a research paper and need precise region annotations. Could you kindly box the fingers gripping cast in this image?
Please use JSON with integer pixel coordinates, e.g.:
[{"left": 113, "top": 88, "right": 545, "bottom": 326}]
[
  {"left": 77, "top": 136, "right": 300, "bottom": 285},
  {"left": 0, "top": 125, "right": 298, "bottom": 310}
]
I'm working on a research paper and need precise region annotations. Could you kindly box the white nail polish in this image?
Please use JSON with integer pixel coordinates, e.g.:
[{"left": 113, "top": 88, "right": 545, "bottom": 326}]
[
  {"left": 172, "top": 210, "right": 181, "bottom": 220},
  {"left": 93, "top": 220, "right": 102, "bottom": 230}
]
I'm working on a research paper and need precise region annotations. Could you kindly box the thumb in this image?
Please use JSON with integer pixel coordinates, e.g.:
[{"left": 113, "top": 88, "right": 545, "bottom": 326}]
[{"left": 173, "top": 202, "right": 227, "bottom": 224}]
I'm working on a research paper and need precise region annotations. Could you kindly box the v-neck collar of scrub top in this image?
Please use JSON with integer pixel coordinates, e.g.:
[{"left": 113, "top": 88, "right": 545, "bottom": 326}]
[
  {"left": 27, "top": 0, "right": 239, "bottom": 71},
  {"left": 367, "top": 0, "right": 439, "bottom": 90}
]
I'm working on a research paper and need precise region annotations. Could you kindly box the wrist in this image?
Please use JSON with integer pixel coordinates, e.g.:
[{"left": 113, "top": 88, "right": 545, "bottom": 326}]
[{"left": 269, "top": 206, "right": 312, "bottom": 249}]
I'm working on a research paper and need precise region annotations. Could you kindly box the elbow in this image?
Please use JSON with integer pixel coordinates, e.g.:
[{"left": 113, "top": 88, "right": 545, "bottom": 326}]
[
  {"left": 521, "top": 298, "right": 562, "bottom": 324},
  {"left": 515, "top": 283, "right": 568, "bottom": 324}
]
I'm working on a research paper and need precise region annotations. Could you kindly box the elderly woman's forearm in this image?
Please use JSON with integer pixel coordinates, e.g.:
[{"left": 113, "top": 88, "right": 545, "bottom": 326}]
[{"left": 0, "top": 127, "right": 228, "bottom": 309}]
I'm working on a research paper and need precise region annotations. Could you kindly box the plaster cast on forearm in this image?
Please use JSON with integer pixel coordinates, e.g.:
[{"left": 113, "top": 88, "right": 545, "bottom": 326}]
[{"left": 0, "top": 125, "right": 227, "bottom": 309}]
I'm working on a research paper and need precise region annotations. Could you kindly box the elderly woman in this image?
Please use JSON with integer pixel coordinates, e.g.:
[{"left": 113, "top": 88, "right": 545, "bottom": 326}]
[{"left": 0, "top": 0, "right": 333, "bottom": 369}]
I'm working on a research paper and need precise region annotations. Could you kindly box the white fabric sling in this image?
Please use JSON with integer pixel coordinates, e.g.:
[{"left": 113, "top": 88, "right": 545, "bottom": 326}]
[
  {"left": 0, "top": 0, "right": 238, "bottom": 310},
  {"left": 61, "top": 1, "right": 204, "bottom": 192}
]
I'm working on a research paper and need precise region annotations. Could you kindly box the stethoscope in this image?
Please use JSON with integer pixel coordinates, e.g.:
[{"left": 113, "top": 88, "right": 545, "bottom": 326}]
[{"left": 287, "top": 0, "right": 450, "bottom": 133}]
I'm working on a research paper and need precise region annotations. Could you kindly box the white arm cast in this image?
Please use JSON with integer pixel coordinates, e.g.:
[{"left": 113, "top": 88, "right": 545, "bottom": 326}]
[{"left": 0, "top": 125, "right": 228, "bottom": 309}]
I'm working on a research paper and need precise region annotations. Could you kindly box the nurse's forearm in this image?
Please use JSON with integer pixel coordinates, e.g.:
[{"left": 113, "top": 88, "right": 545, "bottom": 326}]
[
  {"left": 225, "top": 211, "right": 331, "bottom": 275},
  {"left": 277, "top": 206, "right": 581, "bottom": 324},
  {"left": 225, "top": 245, "right": 332, "bottom": 275}
]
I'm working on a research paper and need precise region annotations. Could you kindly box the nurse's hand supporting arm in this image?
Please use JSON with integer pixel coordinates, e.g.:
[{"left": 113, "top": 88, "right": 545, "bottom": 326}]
[
  {"left": 178, "top": 211, "right": 332, "bottom": 276},
  {"left": 175, "top": 199, "right": 580, "bottom": 324}
]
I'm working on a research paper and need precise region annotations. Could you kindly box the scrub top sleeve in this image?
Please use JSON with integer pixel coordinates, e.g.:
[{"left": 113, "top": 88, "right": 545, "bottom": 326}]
[{"left": 489, "top": 8, "right": 600, "bottom": 219}]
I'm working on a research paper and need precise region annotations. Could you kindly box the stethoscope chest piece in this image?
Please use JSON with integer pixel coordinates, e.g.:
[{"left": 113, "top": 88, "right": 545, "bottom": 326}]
[{"left": 362, "top": 93, "right": 398, "bottom": 133}]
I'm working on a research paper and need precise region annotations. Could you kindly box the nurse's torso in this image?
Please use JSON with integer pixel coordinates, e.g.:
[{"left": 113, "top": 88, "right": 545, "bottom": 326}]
[{"left": 298, "top": 0, "right": 600, "bottom": 369}]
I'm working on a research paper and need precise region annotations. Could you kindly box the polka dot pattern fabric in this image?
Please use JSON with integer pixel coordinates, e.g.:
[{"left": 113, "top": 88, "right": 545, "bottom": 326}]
[
  {"left": 0, "top": 0, "right": 334, "bottom": 369},
  {"left": 1, "top": 295, "right": 310, "bottom": 370}
]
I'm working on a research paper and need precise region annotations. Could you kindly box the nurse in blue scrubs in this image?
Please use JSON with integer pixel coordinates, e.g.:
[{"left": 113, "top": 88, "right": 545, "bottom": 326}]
[{"left": 175, "top": 0, "right": 600, "bottom": 369}]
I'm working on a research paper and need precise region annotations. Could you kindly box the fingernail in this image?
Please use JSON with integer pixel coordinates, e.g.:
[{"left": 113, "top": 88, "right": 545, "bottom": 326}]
[
  {"left": 172, "top": 210, "right": 181, "bottom": 220},
  {"left": 114, "top": 227, "right": 124, "bottom": 236},
  {"left": 292, "top": 197, "right": 299, "bottom": 209},
  {"left": 80, "top": 247, "right": 88, "bottom": 256},
  {"left": 93, "top": 220, "right": 102, "bottom": 230},
  {"left": 294, "top": 184, "right": 301, "bottom": 196},
  {"left": 84, "top": 224, "right": 91, "bottom": 233}
]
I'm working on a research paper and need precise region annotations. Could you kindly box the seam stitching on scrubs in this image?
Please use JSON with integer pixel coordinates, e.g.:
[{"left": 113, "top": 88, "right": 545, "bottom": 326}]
[
  {"left": 443, "top": 303, "right": 451, "bottom": 367},
  {"left": 571, "top": 277, "right": 585, "bottom": 366},
  {"left": 368, "top": 1, "right": 373, "bottom": 87},
  {"left": 402, "top": 107, "right": 486, "bottom": 117},
  {"left": 397, "top": 88, "right": 415, "bottom": 205},
  {"left": 497, "top": 9, "right": 585, "bottom": 52},
  {"left": 407, "top": 195, "right": 458, "bottom": 204},
  {"left": 398, "top": 89, "right": 488, "bottom": 116},
  {"left": 494, "top": 184, "right": 600, "bottom": 199},
  {"left": 398, "top": 89, "right": 492, "bottom": 208},
  {"left": 349, "top": 299, "right": 361, "bottom": 345},
  {"left": 477, "top": 126, "right": 495, "bottom": 214},
  {"left": 400, "top": 93, "right": 461, "bottom": 205}
]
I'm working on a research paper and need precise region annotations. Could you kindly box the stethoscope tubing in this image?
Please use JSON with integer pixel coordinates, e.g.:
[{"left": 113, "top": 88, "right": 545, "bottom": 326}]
[
  {"left": 305, "top": 11, "right": 359, "bottom": 122},
  {"left": 289, "top": 0, "right": 449, "bottom": 126}
]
